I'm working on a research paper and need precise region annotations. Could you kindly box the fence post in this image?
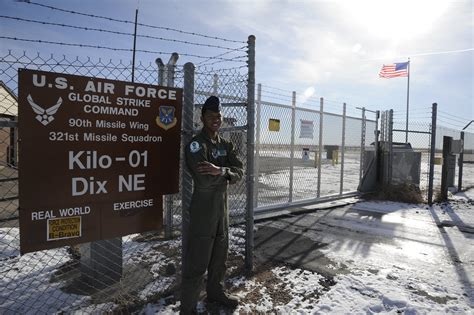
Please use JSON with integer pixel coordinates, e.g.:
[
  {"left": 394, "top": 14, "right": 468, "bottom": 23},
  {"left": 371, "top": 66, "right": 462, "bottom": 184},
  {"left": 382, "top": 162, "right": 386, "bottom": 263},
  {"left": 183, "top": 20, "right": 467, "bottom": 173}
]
[
  {"left": 288, "top": 91, "right": 296, "bottom": 202},
  {"left": 155, "top": 58, "right": 165, "bottom": 85},
  {"left": 339, "top": 103, "right": 346, "bottom": 195},
  {"left": 79, "top": 239, "right": 122, "bottom": 290},
  {"left": 181, "top": 62, "right": 195, "bottom": 271},
  {"left": 359, "top": 107, "right": 366, "bottom": 182},
  {"left": 212, "top": 74, "right": 219, "bottom": 95},
  {"left": 254, "top": 84, "right": 262, "bottom": 208},
  {"left": 317, "top": 97, "right": 324, "bottom": 198},
  {"left": 458, "top": 131, "right": 464, "bottom": 191},
  {"left": 9, "top": 116, "right": 18, "bottom": 167},
  {"left": 163, "top": 54, "right": 179, "bottom": 239},
  {"left": 374, "top": 110, "right": 380, "bottom": 183},
  {"left": 245, "top": 35, "right": 256, "bottom": 271},
  {"left": 428, "top": 103, "right": 437, "bottom": 205},
  {"left": 167, "top": 52, "right": 179, "bottom": 86},
  {"left": 380, "top": 111, "right": 386, "bottom": 143},
  {"left": 388, "top": 109, "right": 394, "bottom": 184},
  {"left": 440, "top": 136, "right": 452, "bottom": 201}
]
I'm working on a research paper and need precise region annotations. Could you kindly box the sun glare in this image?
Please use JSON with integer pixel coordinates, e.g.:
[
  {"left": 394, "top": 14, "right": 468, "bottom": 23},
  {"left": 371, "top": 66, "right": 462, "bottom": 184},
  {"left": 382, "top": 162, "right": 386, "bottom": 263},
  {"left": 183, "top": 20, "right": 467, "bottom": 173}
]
[
  {"left": 303, "top": 87, "right": 316, "bottom": 98},
  {"left": 340, "top": 0, "right": 450, "bottom": 40}
]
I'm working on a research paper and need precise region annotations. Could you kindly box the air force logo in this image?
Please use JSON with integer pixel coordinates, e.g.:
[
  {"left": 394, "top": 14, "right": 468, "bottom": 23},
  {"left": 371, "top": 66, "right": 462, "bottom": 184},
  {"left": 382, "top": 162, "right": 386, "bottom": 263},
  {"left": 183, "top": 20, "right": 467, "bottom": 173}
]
[
  {"left": 156, "top": 106, "right": 177, "bottom": 130},
  {"left": 27, "top": 94, "right": 63, "bottom": 126},
  {"left": 190, "top": 141, "right": 201, "bottom": 153}
]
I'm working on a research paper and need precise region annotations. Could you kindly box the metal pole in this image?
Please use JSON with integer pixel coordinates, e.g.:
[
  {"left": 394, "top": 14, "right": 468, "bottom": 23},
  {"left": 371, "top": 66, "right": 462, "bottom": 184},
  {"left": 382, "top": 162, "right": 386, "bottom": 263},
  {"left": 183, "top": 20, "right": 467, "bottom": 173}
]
[
  {"left": 245, "top": 35, "right": 256, "bottom": 271},
  {"left": 359, "top": 107, "right": 366, "bottom": 182},
  {"left": 428, "top": 103, "right": 437, "bottom": 205},
  {"left": 289, "top": 91, "right": 296, "bottom": 202},
  {"left": 339, "top": 103, "right": 346, "bottom": 195},
  {"left": 181, "top": 62, "right": 195, "bottom": 271},
  {"left": 155, "top": 58, "right": 165, "bottom": 85},
  {"left": 162, "top": 54, "right": 179, "bottom": 239},
  {"left": 317, "top": 97, "right": 324, "bottom": 198},
  {"left": 254, "top": 84, "right": 262, "bottom": 208},
  {"left": 440, "top": 136, "right": 451, "bottom": 201},
  {"left": 458, "top": 131, "right": 464, "bottom": 191},
  {"left": 213, "top": 74, "right": 219, "bottom": 95},
  {"left": 131, "top": 9, "right": 138, "bottom": 82},
  {"left": 388, "top": 109, "right": 394, "bottom": 184},
  {"left": 380, "top": 111, "right": 385, "bottom": 143},
  {"left": 167, "top": 53, "right": 179, "bottom": 87},
  {"left": 405, "top": 58, "right": 410, "bottom": 143},
  {"left": 375, "top": 110, "right": 380, "bottom": 184}
]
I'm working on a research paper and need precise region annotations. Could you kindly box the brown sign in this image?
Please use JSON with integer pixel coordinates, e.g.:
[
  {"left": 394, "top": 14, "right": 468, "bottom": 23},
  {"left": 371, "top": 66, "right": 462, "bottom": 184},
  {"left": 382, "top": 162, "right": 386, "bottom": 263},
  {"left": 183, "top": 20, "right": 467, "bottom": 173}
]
[{"left": 18, "top": 69, "right": 182, "bottom": 254}]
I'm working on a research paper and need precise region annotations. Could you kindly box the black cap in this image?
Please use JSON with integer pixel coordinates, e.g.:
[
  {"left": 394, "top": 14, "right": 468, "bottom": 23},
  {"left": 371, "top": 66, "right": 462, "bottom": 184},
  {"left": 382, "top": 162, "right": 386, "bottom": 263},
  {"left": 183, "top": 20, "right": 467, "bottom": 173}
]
[{"left": 202, "top": 96, "right": 221, "bottom": 115}]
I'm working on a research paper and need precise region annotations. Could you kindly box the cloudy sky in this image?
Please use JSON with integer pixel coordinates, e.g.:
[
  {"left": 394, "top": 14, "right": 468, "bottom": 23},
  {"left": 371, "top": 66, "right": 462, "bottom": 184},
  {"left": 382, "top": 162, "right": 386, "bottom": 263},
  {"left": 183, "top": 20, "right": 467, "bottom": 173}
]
[{"left": 1, "top": 0, "right": 473, "bottom": 127}]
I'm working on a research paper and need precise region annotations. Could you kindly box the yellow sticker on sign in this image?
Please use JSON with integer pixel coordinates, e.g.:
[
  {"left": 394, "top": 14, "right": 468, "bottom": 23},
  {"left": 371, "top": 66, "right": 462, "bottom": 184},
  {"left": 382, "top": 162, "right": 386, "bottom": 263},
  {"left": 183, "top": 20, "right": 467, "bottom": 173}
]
[
  {"left": 47, "top": 216, "right": 81, "bottom": 241},
  {"left": 269, "top": 119, "right": 280, "bottom": 132}
]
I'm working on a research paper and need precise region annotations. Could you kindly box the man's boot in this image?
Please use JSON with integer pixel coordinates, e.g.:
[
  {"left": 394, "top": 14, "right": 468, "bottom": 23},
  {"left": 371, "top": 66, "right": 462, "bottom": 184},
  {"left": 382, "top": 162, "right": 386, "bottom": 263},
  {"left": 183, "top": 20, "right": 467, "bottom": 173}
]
[
  {"left": 207, "top": 291, "right": 239, "bottom": 308},
  {"left": 179, "top": 304, "right": 197, "bottom": 315}
]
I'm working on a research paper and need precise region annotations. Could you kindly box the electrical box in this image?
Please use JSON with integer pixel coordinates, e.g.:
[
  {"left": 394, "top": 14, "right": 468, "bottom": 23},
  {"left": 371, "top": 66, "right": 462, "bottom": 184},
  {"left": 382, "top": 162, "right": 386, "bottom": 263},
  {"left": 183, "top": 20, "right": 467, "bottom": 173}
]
[
  {"left": 450, "top": 140, "right": 463, "bottom": 154},
  {"left": 380, "top": 142, "right": 421, "bottom": 186}
]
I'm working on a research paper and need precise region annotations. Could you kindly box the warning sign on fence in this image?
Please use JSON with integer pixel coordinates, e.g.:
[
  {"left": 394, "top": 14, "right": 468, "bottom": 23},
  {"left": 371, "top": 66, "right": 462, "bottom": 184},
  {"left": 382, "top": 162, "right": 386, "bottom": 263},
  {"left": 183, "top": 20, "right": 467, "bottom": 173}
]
[
  {"left": 299, "top": 120, "right": 314, "bottom": 139},
  {"left": 269, "top": 118, "right": 280, "bottom": 131},
  {"left": 18, "top": 69, "right": 182, "bottom": 254},
  {"left": 47, "top": 216, "right": 81, "bottom": 241}
]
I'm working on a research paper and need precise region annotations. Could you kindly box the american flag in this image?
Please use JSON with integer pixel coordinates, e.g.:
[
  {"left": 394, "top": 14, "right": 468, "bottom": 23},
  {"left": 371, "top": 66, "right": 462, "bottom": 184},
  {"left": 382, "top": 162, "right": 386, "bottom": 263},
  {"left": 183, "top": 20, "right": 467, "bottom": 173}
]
[{"left": 379, "top": 62, "right": 409, "bottom": 78}]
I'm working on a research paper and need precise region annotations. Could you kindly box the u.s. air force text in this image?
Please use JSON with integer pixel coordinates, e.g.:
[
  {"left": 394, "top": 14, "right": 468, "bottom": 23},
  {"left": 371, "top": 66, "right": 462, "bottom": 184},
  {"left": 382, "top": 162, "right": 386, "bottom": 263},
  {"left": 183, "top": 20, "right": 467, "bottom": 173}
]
[{"left": 18, "top": 69, "right": 182, "bottom": 253}]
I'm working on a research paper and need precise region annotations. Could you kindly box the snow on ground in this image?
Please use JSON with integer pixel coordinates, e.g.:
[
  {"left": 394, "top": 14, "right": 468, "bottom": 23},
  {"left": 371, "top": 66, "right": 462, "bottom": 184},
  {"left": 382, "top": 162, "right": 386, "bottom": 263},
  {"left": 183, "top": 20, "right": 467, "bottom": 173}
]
[
  {"left": 1, "top": 189, "right": 473, "bottom": 314},
  {"left": 141, "top": 188, "right": 474, "bottom": 314},
  {"left": 257, "top": 150, "right": 474, "bottom": 208}
]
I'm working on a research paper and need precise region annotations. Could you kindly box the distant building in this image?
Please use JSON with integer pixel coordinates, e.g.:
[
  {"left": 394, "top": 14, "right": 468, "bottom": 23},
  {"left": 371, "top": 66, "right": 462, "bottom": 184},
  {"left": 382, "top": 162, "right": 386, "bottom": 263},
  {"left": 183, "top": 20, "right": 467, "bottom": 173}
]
[{"left": 0, "top": 81, "right": 18, "bottom": 167}]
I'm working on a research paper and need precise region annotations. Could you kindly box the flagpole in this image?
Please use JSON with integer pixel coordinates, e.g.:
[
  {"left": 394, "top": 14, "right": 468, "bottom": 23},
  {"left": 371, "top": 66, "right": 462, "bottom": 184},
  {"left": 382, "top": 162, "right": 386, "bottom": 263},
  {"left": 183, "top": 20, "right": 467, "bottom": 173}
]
[{"left": 405, "top": 58, "right": 410, "bottom": 143}]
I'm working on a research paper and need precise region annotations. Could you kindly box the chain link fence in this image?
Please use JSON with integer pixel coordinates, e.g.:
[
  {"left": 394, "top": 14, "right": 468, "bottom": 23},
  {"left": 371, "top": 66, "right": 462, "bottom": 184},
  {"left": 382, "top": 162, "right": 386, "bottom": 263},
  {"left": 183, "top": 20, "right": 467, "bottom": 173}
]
[
  {"left": 0, "top": 48, "right": 250, "bottom": 313},
  {"left": 391, "top": 106, "right": 434, "bottom": 198},
  {"left": 387, "top": 104, "right": 473, "bottom": 202},
  {"left": 254, "top": 84, "right": 377, "bottom": 212},
  {"left": 460, "top": 129, "right": 474, "bottom": 189},
  {"left": 435, "top": 125, "right": 474, "bottom": 190}
]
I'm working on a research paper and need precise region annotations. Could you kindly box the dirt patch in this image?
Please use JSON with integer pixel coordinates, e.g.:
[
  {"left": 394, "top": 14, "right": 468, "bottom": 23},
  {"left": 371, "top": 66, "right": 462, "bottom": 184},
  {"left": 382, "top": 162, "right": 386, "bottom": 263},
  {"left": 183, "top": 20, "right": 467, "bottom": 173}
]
[{"left": 364, "top": 183, "right": 424, "bottom": 204}]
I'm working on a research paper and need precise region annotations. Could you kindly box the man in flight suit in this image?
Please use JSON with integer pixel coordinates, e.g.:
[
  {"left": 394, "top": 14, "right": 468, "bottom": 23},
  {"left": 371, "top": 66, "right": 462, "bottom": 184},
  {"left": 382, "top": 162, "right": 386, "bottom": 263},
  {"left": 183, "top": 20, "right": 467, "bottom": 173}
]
[{"left": 181, "top": 96, "right": 244, "bottom": 314}]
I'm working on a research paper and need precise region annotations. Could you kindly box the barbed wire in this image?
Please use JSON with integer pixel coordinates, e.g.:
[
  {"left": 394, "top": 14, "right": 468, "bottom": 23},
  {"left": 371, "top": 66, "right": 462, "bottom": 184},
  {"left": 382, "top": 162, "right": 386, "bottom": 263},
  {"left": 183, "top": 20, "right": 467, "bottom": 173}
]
[
  {"left": 194, "top": 72, "right": 246, "bottom": 79},
  {"left": 320, "top": 99, "right": 344, "bottom": 106},
  {"left": 438, "top": 113, "right": 472, "bottom": 125},
  {"left": 438, "top": 110, "right": 473, "bottom": 123},
  {"left": 195, "top": 56, "right": 247, "bottom": 68},
  {"left": 260, "top": 84, "right": 294, "bottom": 94},
  {"left": 195, "top": 64, "right": 247, "bottom": 73},
  {"left": 0, "top": 15, "right": 246, "bottom": 51},
  {"left": 0, "top": 59, "right": 137, "bottom": 70},
  {"left": 437, "top": 120, "right": 469, "bottom": 130},
  {"left": 393, "top": 107, "right": 432, "bottom": 114},
  {"left": 259, "top": 84, "right": 380, "bottom": 113},
  {"left": 259, "top": 93, "right": 293, "bottom": 104},
  {"left": 25, "top": 1, "right": 246, "bottom": 44},
  {"left": 393, "top": 113, "right": 433, "bottom": 119},
  {"left": 0, "top": 36, "right": 246, "bottom": 62},
  {"left": 260, "top": 89, "right": 293, "bottom": 100},
  {"left": 0, "top": 58, "right": 245, "bottom": 77},
  {"left": 437, "top": 119, "right": 466, "bottom": 130},
  {"left": 197, "top": 46, "right": 248, "bottom": 66},
  {"left": 436, "top": 114, "right": 465, "bottom": 123}
]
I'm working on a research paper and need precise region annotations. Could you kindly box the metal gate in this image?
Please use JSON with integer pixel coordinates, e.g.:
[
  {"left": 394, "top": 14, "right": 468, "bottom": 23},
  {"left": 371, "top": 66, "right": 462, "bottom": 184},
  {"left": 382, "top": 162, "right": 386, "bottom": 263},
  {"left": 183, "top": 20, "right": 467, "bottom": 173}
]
[{"left": 254, "top": 84, "right": 377, "bottom": 213}]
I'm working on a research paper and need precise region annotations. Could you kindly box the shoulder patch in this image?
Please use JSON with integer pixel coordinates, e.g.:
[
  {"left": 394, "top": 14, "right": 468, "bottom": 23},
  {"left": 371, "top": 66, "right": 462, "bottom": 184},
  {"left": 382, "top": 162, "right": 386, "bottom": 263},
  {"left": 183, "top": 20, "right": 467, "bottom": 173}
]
[{"left": 190, "top": 141, "right": 201, "bottom": 153}]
